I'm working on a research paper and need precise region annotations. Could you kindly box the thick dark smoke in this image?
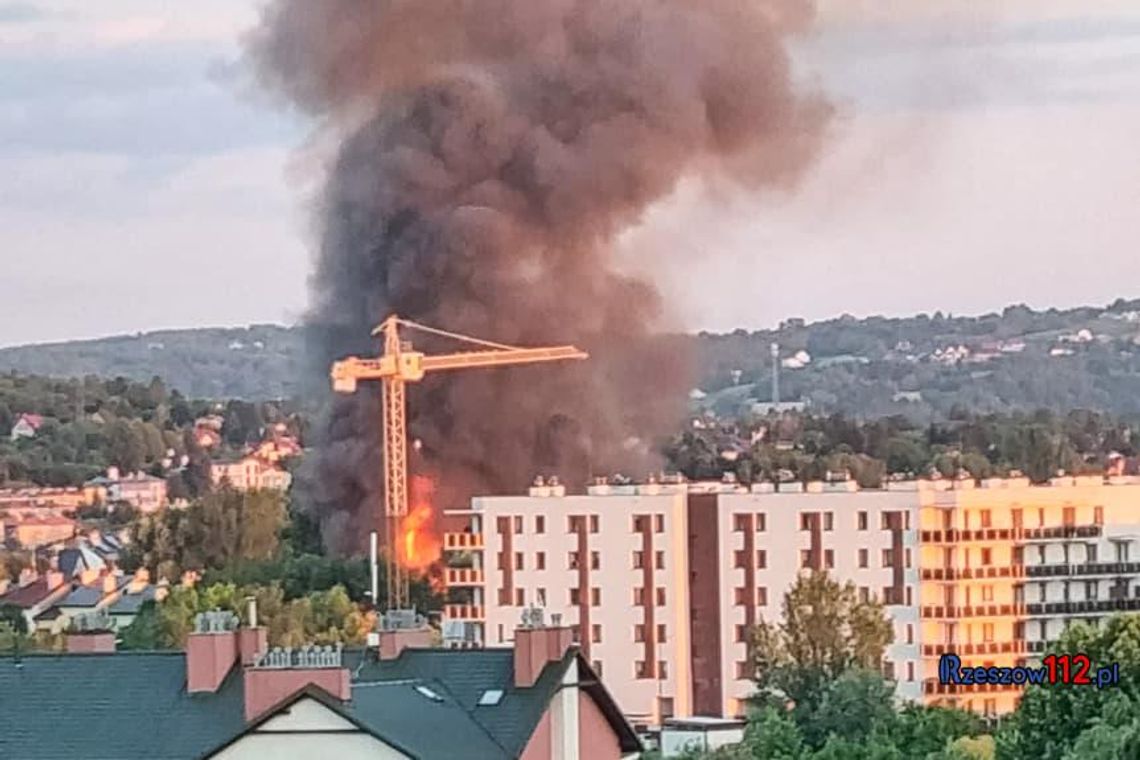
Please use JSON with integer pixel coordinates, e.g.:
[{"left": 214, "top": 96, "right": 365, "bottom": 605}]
[{"left": 252, "top": 0, "right": 831, "bottom": 549}]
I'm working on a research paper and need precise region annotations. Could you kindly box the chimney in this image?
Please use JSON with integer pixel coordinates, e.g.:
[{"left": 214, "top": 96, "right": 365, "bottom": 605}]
[
  {"left": 238, "top": 597, "right": 268, "bottom": 666},
  {"left": 243, "top": 644, "right": 351, "bottom": 722},
  {"left": 186, "top": 611, "right": 240, "bottom": 693},
  {"left": 67, "top": 610, "right": 116, "bottom": 654},
  {"left": 102, "top": 574, "right": 119, "bottom": 595},
  {"left": 514, "top": 607, "right": 575, "bottom": 688},
  {"left": 45, "top": 570, "right": 64, "bottom": 590},
  {"left": 376, "top": 610, "right": 433, "bottom": 660}
]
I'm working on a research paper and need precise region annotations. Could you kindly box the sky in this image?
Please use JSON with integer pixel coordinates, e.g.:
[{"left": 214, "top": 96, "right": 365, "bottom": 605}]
[{"left": 1, "top": 1, "right": 1138, "bottom": 346}]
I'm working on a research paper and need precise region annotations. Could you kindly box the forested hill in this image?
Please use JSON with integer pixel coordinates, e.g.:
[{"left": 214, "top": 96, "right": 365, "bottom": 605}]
[{"left": 2, "top": 299, "right": 1140, "bottom": 417}]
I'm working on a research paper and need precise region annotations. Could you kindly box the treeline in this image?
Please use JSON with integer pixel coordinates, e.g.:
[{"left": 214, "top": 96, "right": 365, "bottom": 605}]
[
  {"left": 0, "top": 373, "right": 304, "bottom": 489},
  {"left": 666, "top": 410, "right": 1139, "bottom": 486}
]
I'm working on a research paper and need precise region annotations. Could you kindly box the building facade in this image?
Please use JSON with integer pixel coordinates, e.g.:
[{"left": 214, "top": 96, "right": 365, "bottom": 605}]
[{"left": 444, "top": 476, "right": 1140, "bottom": 722}]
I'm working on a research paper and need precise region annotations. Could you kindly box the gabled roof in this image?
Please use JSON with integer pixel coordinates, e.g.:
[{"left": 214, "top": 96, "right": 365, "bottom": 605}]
[
  {"left": 108, "top": 585, "right": 158, "bottom": 614},
  {"left": 0, "top": 652, "right": 245, "bottom": 759},
  {"left": 58, "top": 585, "right": 107, "bottom": 609},
  {"left": 0, "top": 577, "right": 66, "bottom": 609}
]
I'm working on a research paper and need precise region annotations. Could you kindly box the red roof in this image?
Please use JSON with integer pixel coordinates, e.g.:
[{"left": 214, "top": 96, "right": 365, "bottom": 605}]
[
  {"left": 0, "top": 577, "right": 65, "bottom": 608},
  {"left": 16, "top": 414, "right": 44, "bottom": 429}
]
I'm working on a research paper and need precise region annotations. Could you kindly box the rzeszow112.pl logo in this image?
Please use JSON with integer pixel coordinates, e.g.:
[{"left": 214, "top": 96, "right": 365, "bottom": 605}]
[{"left": 939, "top": 653, "right": 1121, "bottom": 688}]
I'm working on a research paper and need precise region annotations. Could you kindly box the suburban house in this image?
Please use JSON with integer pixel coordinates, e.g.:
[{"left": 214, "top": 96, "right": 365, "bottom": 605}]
[
  {"left": 0, "top": 609, "right": 642, "bottom": 759},
  {"left": 210, "top": 455, "right": 292, "bottom": 492},
  {"left": 9, "top": 413, "right": 44, "bottom": 440},
  {"left": 0, "top": 570, "right": 70, "bottom": 633}
]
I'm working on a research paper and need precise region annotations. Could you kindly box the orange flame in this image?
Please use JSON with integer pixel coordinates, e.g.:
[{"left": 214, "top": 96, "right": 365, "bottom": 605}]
[{"left": 400, "top": 475, "right": 443, "bottom": 571}]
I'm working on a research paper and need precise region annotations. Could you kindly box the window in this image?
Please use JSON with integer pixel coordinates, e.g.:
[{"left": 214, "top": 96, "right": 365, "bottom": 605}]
[
  {"left": 756, "top": 550, "right": 767, "bottom": 569},
  {"left": 568, "top": 552, "right": 580, "bottom": 570},
  {"left": 535, "top": 515, "right": 545, "bottom": 534},
  {"left": 591, "top": 551, "right": 600, "bottom": 570},
  {"left": 655, "top": 551, "right": 665, "bottom": 569},
  {"left": 591, "top": 588, "right": 601, "bottom": 606},
  {"left": 734, "top": 550, "right": 747, "bottom": 569},
  {"left": 756, "top": 514, "right": 767, "bottom": 532},
  {"left": 735, "top": 624, "right": 747, "bottom": 643},
  {"left": 568, "top": 516, "right": 584, "bottom": 533},
  {"left": 906, "top": 624, "right": 914, "bottom": 644},
  {"left": 1095, "top": 506, "right": 1105, "bottom": 525},
  {"left": 1063, "top": 507, "right": 1076, "bottom": 526},
  {"left": 589, "top": 515, "right": 599, "bottom": 533},
  {"left": 654, "top": 514, "right": 665, "bottom": 533},
  {"left": 497, "top": 624, "right": 505, "bottom": 643},
  {"left": 657, "top": 624, "right": 667, "bottom": 643},
  {"left": 656, "top": 588, "right": 666, "bottom": 606},
  {"left": 980, "top": 509, "right": 992, "bottom": 528},
  {"left": 800, "top": 514, "right": 812, "bottom": 531},
  {"left": 635, "top": 661, "right": 651, "bottom": 679},
  {"left": 536, "top": 588, "right": 547, "bottom": 606},
  {"left": 1086, "top": 581, "right": 1098, "bottom": 600},
  {"left": 515, "top": 588, "right": 525, "bottom": 606},
  {"left": 658, "top": 661, "right": 668, "bottom": 679},
  {"left": 634, "top": 587, "right": 646, "bottom": 605},
  {"left": 906, "top": 587, "right": 913, "bottom": 606},
  {"left": 735, "top": 587, "right": 748, "bottom": 605},
  {"left": 497, "top": 517, "right": 510, "bottom": 533},
  {"left": 757, "top": 587, "right": 768, "bottom": 606},
  {"left": 981, "top": 585, "right": 994, "bottom": 602},
  {"left": 859, "top": 586, "right": 870, "bottom": 603},
  {"left": 592, "top": 624, "right": 602, "bottom": 644},
  {"left": 498, "top": 589, "right": 511, "bottom": 605},
  {"left": 515, "top": 552, "right": 524, "bottom": 570},
  {"left": 658, "top": 697, "right": 675, "bottom": 720},
  {"left": 633, "top": 515, "right": 647, "bottom": 532},
  {"left": 824, "top": 512, "right": 834, "bottom": 531},
  {"left": 1012, "top": 547, "right": 1024, "bottom": 566},
  {"left": 1012, "top": 509, "right": 1023, "bottom": 529},
  {"left": 734, "top": 514, "right": 749, "bottom": 532},
  {"left": 634, "top": 551, "right": 646, "bottom": 569},
  {"left": 983, "top": 623, "right": 994, "bottom": 642},
  {"left": 858, "top": 549, "right": 869, "bottom": 568},
  {"left": 513, "top": 516, "right": 523, "bottom": 534},
  {"left": 634, "top": 624, "right": 646, "bottom": 643},
  {"left": 983, "top": 699, "right": 997, "bottom": 717},
  {"left": 881, "top": 513, "right": 891, "bottom": 530},
  {"left": 981, "top": 548, "right": 993, "bottom": 566},
  {"left": 1087, "top": 544, "right": 1098, "bottom": 563},
  {"left": 800, "top": 550, "right": 812, "bottom": 569},
  {"left": 570, "top": 588, "right": 581, "bottom": 605},
  {"left": 907, "top": 662, "right": 915, "bottom": 682},
  {"left": 497, "top": 553, "right": 507, "bottom": 570},
  {"left": 858, "top": 511, "right": 868, "bottom": 531},
  {"left": 536, "top": 552, "right": 546, "bottom": 570},
  {"left": 824, "top": 550, "right": 834, "bottom": 569},
  {"left": 593, "top": 661, "right": 603, "bottom": 678},
  {"left": 906, "top": 549, "right": 912, "bottom": 568},
  {"left": 736, "top": 661, "right": 752, "bottom": 680},
  {"left": 882, "top": 549, "right": 894, "bottom": 568}
]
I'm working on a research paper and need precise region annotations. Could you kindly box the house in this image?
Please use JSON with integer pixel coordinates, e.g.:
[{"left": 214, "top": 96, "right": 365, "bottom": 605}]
[
  {"left": 0, "top": 570, "right": 70, "bottom": 632},
  {"left": 9, "top": 413, "right": 44, "bottom": 440},
  {"left": 0, "top": 610, "right": 642, "bottom": 759},
  {"left": 85, "top": 469, "right": 168, "bottom": 513},
  {"left": 211, "top": 455, "right": 292, "bottom": 492},
  {"left": 4, "top": 513, "right": 76, "bottom": 549}
]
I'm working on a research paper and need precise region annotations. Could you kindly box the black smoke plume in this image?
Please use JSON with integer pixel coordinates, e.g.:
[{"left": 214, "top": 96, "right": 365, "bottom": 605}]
[{"left": 251, "top": 0, "right": 831, "bottom": 549}]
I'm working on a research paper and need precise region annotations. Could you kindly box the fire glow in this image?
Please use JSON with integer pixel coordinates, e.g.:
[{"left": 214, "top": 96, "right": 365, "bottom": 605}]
[{"left": 400, "top": 475, "right": 442, "bottom": 571}]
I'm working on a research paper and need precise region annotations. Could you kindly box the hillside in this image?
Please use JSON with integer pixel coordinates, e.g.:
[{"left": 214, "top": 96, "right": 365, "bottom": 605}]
[{"left": 2, "top": 299, "right": 1139, "bottom": 417}]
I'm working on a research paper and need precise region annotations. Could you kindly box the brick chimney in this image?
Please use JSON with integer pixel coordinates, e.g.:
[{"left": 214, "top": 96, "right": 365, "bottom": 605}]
[
  {"left": 238, "top": 597, "right": 268, "bottom": 666},
  {"left": 67, "top": 609, "right": 116, "bottom": 653},
  {"left": 514, "top": 608, "right": 575, "bottom": 688},
  {"left": 243, "top": 644, "right": 351, "bottom": 722},
  {"left": 376, "top": 610, "right": 433, "bottom": 660},
  {"left": 186, "top": 611, "right": 240, "bottom": 693}
]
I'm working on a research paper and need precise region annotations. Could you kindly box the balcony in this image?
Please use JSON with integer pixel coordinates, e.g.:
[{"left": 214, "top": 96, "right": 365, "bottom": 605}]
[
  {"left": 444, "top": 604, "right": 485, "bottom": 620},
  {"left": 444, "top": 532, "right": 485, "bottom": 551},
  {"left": 1022, "top": 525, "right": 1103, "bottom": 541},
  {"left": 1026, "top": 598, "right": 1140, "bottom": 616},
  {"left": 921, "top": 528, "right": 1023, "bottom": 544},
  {"left": 1026, "top": 561, "right": 1140, "bottom": 578},
  {"left": 921, "top": 566, "right": 1025, "bottom": 581},
  {"left": 921, "top": 604, "right": 1028, "bottom": 619},
  {"left": 444, "top": 568, "right": 485, "bottom": 587},
  {"left": 923, "top": 679, "right": 1023, "bottom": 696},
  {"left": 922, "top": 641, "right": 1028, "bottom": 657}
]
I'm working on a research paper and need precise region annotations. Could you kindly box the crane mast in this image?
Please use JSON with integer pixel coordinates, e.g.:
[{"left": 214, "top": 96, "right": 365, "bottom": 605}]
[{"left": 331, "top": 315, "right": 588, "bottom": 612}]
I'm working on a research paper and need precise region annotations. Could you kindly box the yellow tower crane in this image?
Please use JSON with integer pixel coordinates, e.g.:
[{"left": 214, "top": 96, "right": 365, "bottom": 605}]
[{"left": 331, "top": 315, "right": 588, "bottom": 610}]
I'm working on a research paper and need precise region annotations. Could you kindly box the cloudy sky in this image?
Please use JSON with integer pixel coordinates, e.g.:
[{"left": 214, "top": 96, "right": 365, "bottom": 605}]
[{"left": 2, "top": 1, "right": 1138, "bottom": 346}]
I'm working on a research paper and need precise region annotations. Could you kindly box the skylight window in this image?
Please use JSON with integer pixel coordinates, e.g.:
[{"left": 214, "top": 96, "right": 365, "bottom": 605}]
[
  {"left": 414, "top": 685, "right": 444, "bottom": 702},
  {"left": 478, "top": 690, "right": 504, "bottom": 706}
]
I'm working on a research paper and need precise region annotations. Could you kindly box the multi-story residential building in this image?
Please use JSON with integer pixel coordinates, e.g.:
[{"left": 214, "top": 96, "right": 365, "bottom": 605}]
[
  {"left": 444, "top": 479, "right": 925, "bottom": 723},
  {"left": 918, "top": 476, "right": 1140, "bottom": 715},
  {"left": 445, "top": 475, "right": 1140, "bottom": 722},
  {"left": 211, "top": 455, "right": 293, "bottom": 492}
]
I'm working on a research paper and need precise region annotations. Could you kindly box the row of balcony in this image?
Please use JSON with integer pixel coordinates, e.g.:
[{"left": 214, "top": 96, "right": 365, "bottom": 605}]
[
  {"left": 1026, "top": 562, "right": 1140, "bottom": 578},
  {"left": 922, "top": 641, "right": 1029, "bottom": 657},
  {"left": 920, "top": 525, "right": 1102, "bottom": 544},
  {"left": 923, "top": 680, "right": 1023, "bottom": 696},
  {"left": 921, "top": 566, "right": 1025, "bottom": 581},
  {"left": 1026, "top": 598, "right": 1140, "bottom": 616},
  {"left": 444, "top": 604, "right": 485, "bottom": 620},
  {"left": 445, "top": 568, "right": 485, "bottom": 587},
  {"left": 921, "top": 604, "right": 1028, "bottom": 619},
  {"left": 444, "top": 532, "right": 484, "bottom": 551}
]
